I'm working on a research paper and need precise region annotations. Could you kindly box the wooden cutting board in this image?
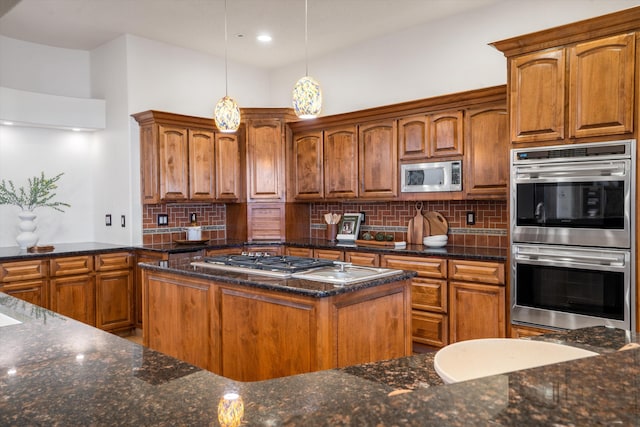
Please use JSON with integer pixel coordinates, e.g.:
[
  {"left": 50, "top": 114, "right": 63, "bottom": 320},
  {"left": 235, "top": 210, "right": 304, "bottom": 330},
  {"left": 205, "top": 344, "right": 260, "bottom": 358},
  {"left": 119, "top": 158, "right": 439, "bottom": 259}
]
[
  {"left": 424, "top": 211, "right": 449, "bottom": 236},
  {"left": 407, "top": 202, "right": 430, "bottom": 244}
]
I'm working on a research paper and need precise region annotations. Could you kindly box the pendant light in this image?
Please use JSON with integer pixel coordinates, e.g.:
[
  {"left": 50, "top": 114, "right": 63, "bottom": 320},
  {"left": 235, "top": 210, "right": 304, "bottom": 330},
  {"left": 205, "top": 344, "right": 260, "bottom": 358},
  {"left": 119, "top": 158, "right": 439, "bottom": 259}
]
[
  {"left": 214, "top": 0, "right": 241, "bottom": 133},
  {"left": 292, "top": 0, "right": 322, "bottom": 119}
]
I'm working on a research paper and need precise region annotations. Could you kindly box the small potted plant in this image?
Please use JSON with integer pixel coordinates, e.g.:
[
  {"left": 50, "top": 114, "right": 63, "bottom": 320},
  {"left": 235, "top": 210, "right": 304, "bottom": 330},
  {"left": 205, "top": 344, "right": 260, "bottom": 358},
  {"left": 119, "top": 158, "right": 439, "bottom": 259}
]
[{"left": 0, "top": 172, "right": 70, "bottom": 249}]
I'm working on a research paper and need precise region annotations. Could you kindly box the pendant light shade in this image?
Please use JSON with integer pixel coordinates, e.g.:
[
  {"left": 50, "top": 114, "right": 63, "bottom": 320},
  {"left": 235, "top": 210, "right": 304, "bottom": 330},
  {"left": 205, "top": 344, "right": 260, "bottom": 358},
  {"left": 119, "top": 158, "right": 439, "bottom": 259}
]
[
  {"left": 292, "top": 0, "right": 322, "bottom": 119},
  {"left": 214, "top": 96, "right": 240, "bottom": 133},
  {"left": 214, "top": 0, "right": 240, "bottom": 133}
]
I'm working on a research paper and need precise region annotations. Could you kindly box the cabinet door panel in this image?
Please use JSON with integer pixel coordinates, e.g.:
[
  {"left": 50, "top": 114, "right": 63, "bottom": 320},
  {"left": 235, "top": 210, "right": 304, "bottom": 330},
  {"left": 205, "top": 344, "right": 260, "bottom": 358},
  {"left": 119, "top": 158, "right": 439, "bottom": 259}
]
[
  {"left": 398, "top": 116, "right": 428, "bottom": 160},
  {"left": 96, "top": 270, "right": 133, "bottom": 331},
  {"left": 248, "top": 120, "right": 284, "bottom": 200},
  {"left": 188, "top": 129, "right": 215, "bottom": 201},
  {"left": 292, "top": 131, "right": 324, "bottom": 200},
  {"left": 359, "top": 121, "right": 398, "bottom": 199},
  {"left": 412, "top": 310, "right": 448, "bottom": 348},
  {"left": 449, "top": 281, "right": 505, "bottom": 343},
  {"left": 324, "top": 126, "right": 358, "bottom": 199},
  {"left": 510, "top": 48, "right": 565, "bottom": 143},
  {"left": 464, "top": 106, "right": 509, "bottom": 199},
  {"left": 215, "top": 133, "right": 242, "bottom": 200},
  {"left": 2, "top": 279, "right": 47, "bottom": 307},
  {"left": 159, "top": 125, "right": 189, "bottom": 201},
  {"left": 140, "top": 124, "right": 160, "bottom": 204},
  {"left": 50, "top": 275, "right": 96, "bottom": 326},
  {"left": 429, "top": 111, "right": 463, "bottom": 157},
  {"left": 569, "top": 33, "right": 635, "bottom": 138}
]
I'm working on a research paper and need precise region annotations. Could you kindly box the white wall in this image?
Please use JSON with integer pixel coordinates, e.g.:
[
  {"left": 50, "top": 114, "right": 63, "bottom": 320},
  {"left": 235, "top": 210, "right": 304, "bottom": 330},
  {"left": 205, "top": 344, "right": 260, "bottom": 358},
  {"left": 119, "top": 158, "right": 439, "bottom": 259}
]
[
  {"left": 90, "top": 35, "right": 134, "bottom": 244},
  {"left": 0, "top": 36, "right": 91, "bottom": 97},
  {"left": 125, "top": 34, "right": 271, "bottom": 117},
  {"left": 0, "top": 126, "right": 95, "bottom": 245},
  {"left": 270, "top": 0, "right": 640, "bottom": 115}
]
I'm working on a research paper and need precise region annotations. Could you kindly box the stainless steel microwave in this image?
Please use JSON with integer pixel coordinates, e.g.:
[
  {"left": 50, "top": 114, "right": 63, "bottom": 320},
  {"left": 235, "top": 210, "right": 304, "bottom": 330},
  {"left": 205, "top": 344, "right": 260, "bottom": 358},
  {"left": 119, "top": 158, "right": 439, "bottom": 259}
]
[{"left": 400, "top": 160, "right": 462, "bottom": 193}]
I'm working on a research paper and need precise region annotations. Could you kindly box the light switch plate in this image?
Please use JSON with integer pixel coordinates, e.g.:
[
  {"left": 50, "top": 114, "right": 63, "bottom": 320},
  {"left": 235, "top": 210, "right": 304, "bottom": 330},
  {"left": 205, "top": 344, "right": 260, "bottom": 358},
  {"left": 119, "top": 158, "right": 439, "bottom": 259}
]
[
  {"left": 105, "top": 214, "right": 112, "bottom": 226},
  {"left": 466, "top": 211, "right": 475, "bottom": 225},
  {"left": 157, "top": 214, "right": 168, "bottom": 226}
]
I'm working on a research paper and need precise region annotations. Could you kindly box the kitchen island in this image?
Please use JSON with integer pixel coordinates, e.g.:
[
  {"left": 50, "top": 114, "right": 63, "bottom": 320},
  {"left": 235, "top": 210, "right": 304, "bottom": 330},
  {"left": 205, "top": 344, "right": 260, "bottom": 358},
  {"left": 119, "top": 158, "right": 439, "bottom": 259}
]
[
  {"left": 141, "top": 256, "right": 416, "bottom": 381},
  {"left": 0, "top": 292, "right": 638, "bottom": 426}
]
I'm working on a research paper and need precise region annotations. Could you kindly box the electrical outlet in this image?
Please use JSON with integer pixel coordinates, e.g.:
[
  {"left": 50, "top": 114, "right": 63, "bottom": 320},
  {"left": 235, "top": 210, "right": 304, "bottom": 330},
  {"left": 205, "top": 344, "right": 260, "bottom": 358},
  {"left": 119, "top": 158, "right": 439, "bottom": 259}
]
[
  {"left": 157, "top": 214, "right": 168, "bottom": 226},
  {"left": 121, "top": 215, "right": 126, "bottom": 228},
  {"left": 105, "top": 214, "right": 112, "bottom": 226},
  {"left": 360, "top": 211, "right": 366, "bottom": 224},
  {"left": 466, "top": 211, "right": 476, "bottom": 225},
  {"left": 190, "top": 212, "right": 197, "bottom": 223}
]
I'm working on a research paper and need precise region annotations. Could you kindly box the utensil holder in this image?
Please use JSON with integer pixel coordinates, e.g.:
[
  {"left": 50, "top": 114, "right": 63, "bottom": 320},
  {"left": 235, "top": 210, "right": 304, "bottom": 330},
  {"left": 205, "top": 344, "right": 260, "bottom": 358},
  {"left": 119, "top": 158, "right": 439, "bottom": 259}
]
[{"left": 326, "top": 223, "right": 338, "bottom": 242}]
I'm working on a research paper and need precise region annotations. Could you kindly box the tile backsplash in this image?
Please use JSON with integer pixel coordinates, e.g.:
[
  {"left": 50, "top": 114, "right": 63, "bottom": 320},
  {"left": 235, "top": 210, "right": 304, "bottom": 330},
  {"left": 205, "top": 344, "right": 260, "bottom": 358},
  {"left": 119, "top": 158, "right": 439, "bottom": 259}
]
[
  {"left": 311, "top": 200, "right": 508, "bottom": 248},
  {"left": 142, "top": 200, "right": 508, "bottom": 249}
]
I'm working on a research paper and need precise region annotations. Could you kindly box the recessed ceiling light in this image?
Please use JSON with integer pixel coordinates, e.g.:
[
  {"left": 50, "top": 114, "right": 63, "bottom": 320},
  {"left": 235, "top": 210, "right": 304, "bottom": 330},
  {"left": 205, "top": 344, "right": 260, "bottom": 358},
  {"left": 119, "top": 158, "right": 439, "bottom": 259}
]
[{"left": 257, "top": 34, "right": 272, "bottom": 43}]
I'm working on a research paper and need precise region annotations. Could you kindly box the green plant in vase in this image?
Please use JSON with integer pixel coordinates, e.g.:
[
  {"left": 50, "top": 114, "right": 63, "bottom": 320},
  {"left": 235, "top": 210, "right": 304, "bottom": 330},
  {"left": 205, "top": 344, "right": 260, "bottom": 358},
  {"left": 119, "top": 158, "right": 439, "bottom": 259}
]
[{"left": 0, "top": 172, "right": 71, "bottom": 249}]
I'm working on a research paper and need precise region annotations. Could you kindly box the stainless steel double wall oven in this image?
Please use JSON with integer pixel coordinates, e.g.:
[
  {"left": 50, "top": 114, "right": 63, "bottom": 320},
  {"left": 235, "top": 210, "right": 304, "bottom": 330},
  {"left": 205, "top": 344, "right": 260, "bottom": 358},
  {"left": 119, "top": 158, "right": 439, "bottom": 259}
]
[{"left": 510, "top": 140, "right": 636, "bottom": 331}]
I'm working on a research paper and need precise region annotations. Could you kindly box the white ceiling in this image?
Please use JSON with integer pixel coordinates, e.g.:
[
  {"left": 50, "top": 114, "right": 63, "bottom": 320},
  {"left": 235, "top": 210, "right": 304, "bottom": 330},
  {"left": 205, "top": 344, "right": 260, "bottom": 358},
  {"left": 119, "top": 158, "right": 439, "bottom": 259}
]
[{"left": 0, "top": 0, "right": 503, "bottom": 69}]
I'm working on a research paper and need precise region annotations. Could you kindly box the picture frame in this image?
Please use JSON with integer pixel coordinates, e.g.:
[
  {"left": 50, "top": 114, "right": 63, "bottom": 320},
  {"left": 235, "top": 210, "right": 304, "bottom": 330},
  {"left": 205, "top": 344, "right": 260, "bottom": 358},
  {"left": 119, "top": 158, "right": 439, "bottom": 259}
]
[{"left": 337, "top": 213, "right": 363, "bottom": 241}]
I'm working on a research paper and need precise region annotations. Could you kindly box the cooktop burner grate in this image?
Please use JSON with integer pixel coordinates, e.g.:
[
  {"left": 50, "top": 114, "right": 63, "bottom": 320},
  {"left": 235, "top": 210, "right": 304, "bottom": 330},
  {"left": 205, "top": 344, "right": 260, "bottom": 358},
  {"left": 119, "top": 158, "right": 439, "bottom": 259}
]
[{"left": 203, "top": 254, "right": 335, "bottom": 273}]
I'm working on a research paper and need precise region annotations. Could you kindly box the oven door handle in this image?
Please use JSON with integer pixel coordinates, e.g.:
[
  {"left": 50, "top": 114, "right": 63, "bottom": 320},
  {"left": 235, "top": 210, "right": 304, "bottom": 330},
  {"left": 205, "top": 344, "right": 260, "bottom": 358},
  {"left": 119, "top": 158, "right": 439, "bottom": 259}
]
[
  {"left": 515, "top": 252, "right": 625, "bottom": 267},
  {"left": 514, "top": 162, "right": 626, "bottom": 180}
]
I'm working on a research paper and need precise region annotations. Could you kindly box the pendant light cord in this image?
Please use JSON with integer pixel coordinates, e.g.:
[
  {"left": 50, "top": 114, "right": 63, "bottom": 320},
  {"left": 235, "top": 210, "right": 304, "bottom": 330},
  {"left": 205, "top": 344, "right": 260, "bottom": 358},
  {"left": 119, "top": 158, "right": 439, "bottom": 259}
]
[
  {"left": 224, "top": 0, "right": 229, "bottom": 96},
  {"left": 304, "top": 0, "right": 309, "bottom": 77}
]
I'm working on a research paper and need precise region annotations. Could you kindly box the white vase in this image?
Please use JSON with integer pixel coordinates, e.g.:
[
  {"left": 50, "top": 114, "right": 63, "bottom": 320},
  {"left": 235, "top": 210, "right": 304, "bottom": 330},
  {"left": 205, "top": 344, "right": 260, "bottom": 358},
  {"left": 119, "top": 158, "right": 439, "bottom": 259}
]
[{"left": 16, "top": 210, "right": 39, "bottom": 249}]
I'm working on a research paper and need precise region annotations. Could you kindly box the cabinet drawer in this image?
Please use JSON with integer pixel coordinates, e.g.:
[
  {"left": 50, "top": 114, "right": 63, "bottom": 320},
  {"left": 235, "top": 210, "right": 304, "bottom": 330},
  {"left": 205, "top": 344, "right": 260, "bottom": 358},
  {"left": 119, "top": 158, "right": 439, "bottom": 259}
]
[
  {"left": 448, "top": 260, "right": 504, "bottom": 285},
  {"left": 345, "top": 251, "right": 379, "bottom": 267},
  {"left": 411, "top": 278, "right": 447, "bottom": 313},
  {"left": 381, "top": 255, "right": 446, "bottom": 278},
  {"left": 313, "top": 249, "right": 344, "bottom": 261},
  {"left": 412, "top": 310, "right": 448, "bottom": 348},
  {"left": 1, "top": 279, "right": 47, "bottom": 307},
  {"left": 95, "top": 252, "right": 132, "bottom": 271},
  {"left": 0, "top": 260, "right": 46, "bottom": 283},
  {"left": 285, "top": 247, "right": 313, "bottom": 257},
  {"left": 50, "top": 256, "right": 94, "bottom": 277}
]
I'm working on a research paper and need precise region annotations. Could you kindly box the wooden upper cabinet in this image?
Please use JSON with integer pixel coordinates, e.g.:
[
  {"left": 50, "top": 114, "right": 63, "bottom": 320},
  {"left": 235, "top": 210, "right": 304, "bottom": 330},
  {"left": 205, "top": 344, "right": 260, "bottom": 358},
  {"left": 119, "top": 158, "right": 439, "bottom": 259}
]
[
  {"left": 569, "top": 33, "right": 635, "bottom": 139},
  {"left": 159, "top": 125, "right": 189, "bottom": 201},
  {"left": 429, "top": 111, "right": 463, "bottom": 157},
  {"left": 324, "top": 125, "right": 358, "bottom": 199},
  {"left": 464, "top": 105, "right": 509, "bottom": 199},
  {"left": 215, "top": 133, "right": 242, "bottom": 200},
  {"left": 247, "top": 119, "right": 285, "bottom": 201},
  {"left": 292, "top": 131, "right": 324, "bottom": 200},
  {"left": 358, "top": 120, "right": 398, "bottom": 199},
  {"left": 188, "top": 129, "right": 215, "bottom": 201},
  {"left": 133, "top": 110, "right": 242, "bottom": 204},
  {"left": 509, "top": 48, "right": 566, "bottom": 144},
  {"left": 398, "top": 116, "right": 428, "bottom": 160}
]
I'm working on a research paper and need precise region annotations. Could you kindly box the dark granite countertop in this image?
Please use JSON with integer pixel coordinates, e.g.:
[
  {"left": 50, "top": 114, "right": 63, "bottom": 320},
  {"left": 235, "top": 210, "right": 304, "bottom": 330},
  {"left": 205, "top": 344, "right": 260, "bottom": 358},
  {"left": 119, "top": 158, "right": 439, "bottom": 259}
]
[
  {"left": 0, "top": 239, "right": 506, "bottom": 262},
  {"left": 1, "top": 293, "right": 638, "bottom": 426},
  {"left": 140, "top": 256, "right": 417, "bottom": 298}
]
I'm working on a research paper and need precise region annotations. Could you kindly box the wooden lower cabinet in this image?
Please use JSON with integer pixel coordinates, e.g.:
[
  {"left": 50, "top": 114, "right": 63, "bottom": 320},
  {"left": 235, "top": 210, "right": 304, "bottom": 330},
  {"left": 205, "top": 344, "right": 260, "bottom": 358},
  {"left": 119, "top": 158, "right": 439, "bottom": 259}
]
[
  {"left": 511, "top": 324, "right": 556, "bottom": 338},
  {"left": 345, "top": 251, "right": 379, "bottom": 266},
  {"left": 134, "top": 251, "right": 168, "bottom": 328},
  {"left": 0, "top": 259, "right": 47, "bottom": 307},
  {"left": 449, "top": 281, "right": 505, "bottom": 343},
  {"left": 285, "top": 247, "right": 313, "bottom": 257},
  {"left": 143, "top": 271, "right": 216, "bottom": 372},
  {"left": 313, "top": 249, "right": 344, "bottom": 261},
  {"left": 142, "top": 268, "right": 411, "bottom": 381},
  {"left": 96, "top": 270, "right": 133, "bottom": 332},
  {"left": 1, "top": 279, "right": 47, "bottom": 307},
  {"left": 50, "top": 274, "right": 96, "bottom": 326}
]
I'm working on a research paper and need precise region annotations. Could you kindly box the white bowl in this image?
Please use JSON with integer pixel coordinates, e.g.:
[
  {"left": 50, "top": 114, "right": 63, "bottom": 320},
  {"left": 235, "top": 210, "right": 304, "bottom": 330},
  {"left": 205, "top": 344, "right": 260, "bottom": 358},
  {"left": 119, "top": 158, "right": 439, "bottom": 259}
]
[{"left": 423, "top": 235, "right": 448, "bottom": 247}]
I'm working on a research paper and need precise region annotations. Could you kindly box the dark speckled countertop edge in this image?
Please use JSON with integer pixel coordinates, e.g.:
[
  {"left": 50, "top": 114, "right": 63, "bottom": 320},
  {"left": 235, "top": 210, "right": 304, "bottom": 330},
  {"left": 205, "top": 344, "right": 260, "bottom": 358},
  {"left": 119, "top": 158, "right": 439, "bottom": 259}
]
[
  {"left": 0, "top": 239, "right": 506, "bottom": 262},
  {"left": 140, "top": 258, "right": 417, "bottom": 298}
]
